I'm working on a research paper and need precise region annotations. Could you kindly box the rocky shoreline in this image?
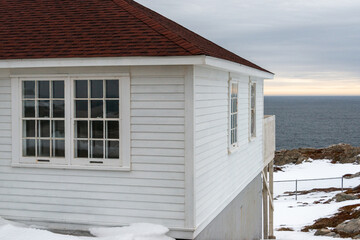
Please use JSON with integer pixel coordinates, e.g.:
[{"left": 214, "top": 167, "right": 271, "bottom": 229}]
[{"left": 274, "top": 143, "right": 360, "bottom": 166}]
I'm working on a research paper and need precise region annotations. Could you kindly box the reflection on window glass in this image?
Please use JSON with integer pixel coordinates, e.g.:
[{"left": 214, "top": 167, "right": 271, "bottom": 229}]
[
  {"left": 107, "top": 121, "right": 119, "bottom": 139},
  {"left": 23, "top": 81, "right": 35, "bottom": 98},
  {"left": 75, "top": 80, "right": 88, "bottom": 98},
  {"left": 76, "top": 140, "right": 88, "bottom": 158},
  {"left": 23, "top": 139, "right": 36, "bottom": 157},
  {"left": 38, "top": 81, "right": 50, "bottom": 98},
  {"left": 91, "top": 121, "right": 103, "bottom": 139},
  {"left": 52, "top": 81, "right": 64, "bottom": 98},
  {"left": 53, "top": 140, "right": 65, "bottom": 157},
  {"left": 106, "top": 100, "right": 119, "bottom": 118},
  {"left": 23, "top": 120, "right": 35, "bottom": 138},
  {"left": 52, "top": 100, "right": 64, "bottom": 118},
  {"left": 106, "top": 80, "right": 119, "bottom": 98},
  {"left": 38, "top": 139, "right": 50, "bottom": 157},
  {"left": 52, "top": 120, "right": 64, "bottom": 138},
  {"left": 75, "top": 100, "right": 88, "bottom": 118},
  {"left": 91, "top": 100, "right": 103, "bottom": 118},
  {"left": 92, "top": 140, "right": 103, "bottom": 158},
  {"left": 76, "top": 121, "right": 88, "bottom": 138},
  {"left": 23, "top": 100, "right": 35, "bottom": 117},
  {"left": 107, "top": 141, "right": 119, "bottom": 159},
  {"left": 38, "top": 100, "right": 50, "bottom": 118},
  {"left": 91, "top": 80, "right": 103, "bottom": 98}
]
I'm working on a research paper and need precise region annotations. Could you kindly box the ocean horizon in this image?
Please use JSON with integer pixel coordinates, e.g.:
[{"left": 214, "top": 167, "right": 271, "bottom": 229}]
[{"left": 264, "top": 96, "right": 360, "bottom": 150}]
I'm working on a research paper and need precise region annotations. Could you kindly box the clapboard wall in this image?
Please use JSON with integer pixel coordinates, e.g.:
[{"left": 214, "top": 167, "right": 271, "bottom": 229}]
[
  {"left": 193, "top": 66, "right": 264, "bottom": 230},
  {"left": 0, "top": 66, "right": 187, "bottom": 230}
]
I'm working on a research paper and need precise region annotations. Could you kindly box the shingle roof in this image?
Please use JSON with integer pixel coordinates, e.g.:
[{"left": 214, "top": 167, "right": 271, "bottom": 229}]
[{"left": 0, "top": 0, "right": 271, "bottom": 73}]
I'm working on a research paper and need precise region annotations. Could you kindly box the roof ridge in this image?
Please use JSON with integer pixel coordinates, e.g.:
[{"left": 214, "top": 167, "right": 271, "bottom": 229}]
[{"left": 112, "top": 0, "right": 204, "bottom": 55}]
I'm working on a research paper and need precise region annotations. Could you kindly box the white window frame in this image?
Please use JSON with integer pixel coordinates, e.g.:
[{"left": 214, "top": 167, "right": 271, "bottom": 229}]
[
  {"left": 228, "top": 79, "right": 239, "bottom": 153},
  {"left": 249, "top": 80, "right": 256, "bottom": 140},
  {"left": 11, "top": 74, "right": 130, "bottom": 171}
]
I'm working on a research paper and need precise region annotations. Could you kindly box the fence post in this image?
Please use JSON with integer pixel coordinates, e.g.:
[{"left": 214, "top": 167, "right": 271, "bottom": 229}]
[
  {"left": 295, "top": 179, "right": 298, "bottom": 200},
  {"left": 341, "top": 177, "right": 344, "bottom": 192}
]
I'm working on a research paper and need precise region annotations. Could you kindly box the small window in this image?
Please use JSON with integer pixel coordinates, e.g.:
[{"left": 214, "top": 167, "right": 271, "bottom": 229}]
[
  {"left": 21, "top": 80, "right": 65, "bottom": 163},
  {"left": 250, "top": 82, "right": 256, "bottom": 139},
  {"left": 229, "top": 82, "right": 238, "bottom": 150}
]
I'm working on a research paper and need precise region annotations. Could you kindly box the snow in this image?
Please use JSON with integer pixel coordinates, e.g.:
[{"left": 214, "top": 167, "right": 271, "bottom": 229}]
[
  {"left": 0, "top": 220, "right": 174, "bottom": 240},
  {"left": 274, "top": 159, "right": 360, "bottom": 240}
]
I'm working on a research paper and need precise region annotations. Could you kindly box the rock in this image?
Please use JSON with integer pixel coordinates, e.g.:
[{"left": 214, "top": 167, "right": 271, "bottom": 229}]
[
  {"left": 324, "top": 232, "right": 336, "bottom": 237},
  {"left": 274, "top": 144, "right": 360, "bottom": 166},
  {"left": 335, "top": 218, "right": 360, "bottom": 235},
  {"left": 354, "top": 234, "right": 360, "bottom": 239},
  {"left": 344, "top": 172, "right": 360, "bottom": 179},
  {"left": 314, "top": 228, "right": 331, "bottom": 236},
  {"left": 334, "top": 193, "right": 358, "bottom": 202}
]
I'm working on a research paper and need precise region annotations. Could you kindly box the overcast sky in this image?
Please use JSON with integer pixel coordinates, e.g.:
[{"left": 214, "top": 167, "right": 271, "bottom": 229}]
[{"left": 137, "top": 0, "right": 360, "bottom": 95}]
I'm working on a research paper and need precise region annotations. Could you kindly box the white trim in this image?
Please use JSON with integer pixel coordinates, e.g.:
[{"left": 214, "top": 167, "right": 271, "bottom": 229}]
[
  {"left": 0, "top": 56, "right": 274, "bottom": 79},
  {"left": 184, "top": 66, "right": 195, "bottom": 229},
  {"left": 11, "top": 77, "right": 20, "bottom": 165},
  {"left": 249, "top": 79, "right": 257, "bottom": 141}
]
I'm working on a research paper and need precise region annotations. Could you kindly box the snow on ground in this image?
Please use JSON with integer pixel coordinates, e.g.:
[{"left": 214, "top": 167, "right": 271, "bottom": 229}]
[
  {"left": 0, "top": 221, "right": 174, "bottom": 240},
  {"left": 274, "top": 159, "right": 360, "bottom": 240}
]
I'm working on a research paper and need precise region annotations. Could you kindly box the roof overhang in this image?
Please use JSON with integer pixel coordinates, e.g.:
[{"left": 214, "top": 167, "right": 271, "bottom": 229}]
[{"left": 0, "top": 55, "right": 274, "bottom": 79}]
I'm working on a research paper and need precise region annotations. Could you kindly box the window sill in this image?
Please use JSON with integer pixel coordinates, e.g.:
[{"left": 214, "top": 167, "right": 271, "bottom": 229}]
[
  {"left": 11, "top": 163, "right": 131, "bottom": 172},
  {"left": 228, "top": 146, "right": 239, "bottom": 154},
  {"left": 249, "top": 136, "right": 256, "bottom": 142}
]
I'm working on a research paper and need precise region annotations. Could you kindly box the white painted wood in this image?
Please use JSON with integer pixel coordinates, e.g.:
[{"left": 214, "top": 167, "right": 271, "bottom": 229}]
[
  {"left": 0, "top": 66, "right": 187, "bottom": 231},
  {"left": 193, "top": 66, "right": 265, "bottom": 234}
]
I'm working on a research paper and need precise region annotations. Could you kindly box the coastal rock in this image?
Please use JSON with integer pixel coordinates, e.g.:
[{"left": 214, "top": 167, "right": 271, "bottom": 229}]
[
  {"left": 344, "top": 172, "right": 360, "bottom": 179},
  {"left": 314, "top": 228, "right": 331, "bottom": 236},
  {"left": 274, "top": 143, "right": 360, "bottom": 166},
  {"left": 335, "top": 218, "right": 360, "bottom": 235},
  {"left": 334, "top": 193, "right": 358, "bottom": 202}
]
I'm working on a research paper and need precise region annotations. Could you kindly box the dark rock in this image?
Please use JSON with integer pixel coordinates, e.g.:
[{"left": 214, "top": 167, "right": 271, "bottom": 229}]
[
  {"left": 335, "top": 218, "right": 360, "bottom": 235},
  {"left": 334, "top": 193, "right": 358, "bottom": 202},
  {"left": 314, "top": 228, "right": 331, "bottom": 236},
  {"left": 275, "top": 144, "right": 360, "bottom": 166}
]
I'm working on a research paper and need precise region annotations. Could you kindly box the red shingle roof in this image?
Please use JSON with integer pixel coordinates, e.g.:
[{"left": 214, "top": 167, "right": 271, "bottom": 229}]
[{"left": 0, "top": 0, "right": 271, "bottom": 73}]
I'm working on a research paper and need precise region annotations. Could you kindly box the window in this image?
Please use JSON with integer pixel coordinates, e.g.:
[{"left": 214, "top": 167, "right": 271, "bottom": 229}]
[
  {"left": 229, "top": 82, "right": 238, "bottom": 150},
  {"left": 12, "top": 75, "right": 130, "bottom": 170},
  {"left": 250, "top": 82, "right": 256, "bottom": 139}
]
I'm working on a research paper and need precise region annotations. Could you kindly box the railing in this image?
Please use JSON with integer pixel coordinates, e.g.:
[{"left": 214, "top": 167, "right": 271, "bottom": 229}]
[{"left": 263, "top": 115, "right": 276, "bottom": 167}]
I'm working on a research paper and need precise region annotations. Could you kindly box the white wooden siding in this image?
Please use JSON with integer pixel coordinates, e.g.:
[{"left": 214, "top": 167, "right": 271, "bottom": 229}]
[
  {"left": 194, "top": 66, "right": 264, "bottom": 228},
  {"left": 0, "top": 66, "right": 186, "bottom": 229}
]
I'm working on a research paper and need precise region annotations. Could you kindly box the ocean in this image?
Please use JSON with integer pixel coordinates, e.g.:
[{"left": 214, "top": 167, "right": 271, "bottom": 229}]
[{"left": 264, "top": 96, "right": 360, "bottom": 150}]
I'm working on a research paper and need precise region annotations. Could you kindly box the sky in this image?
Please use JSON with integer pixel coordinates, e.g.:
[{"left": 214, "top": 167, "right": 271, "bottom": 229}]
[{"left": 136, "top": 0, "right": 360, "bottom": 96}]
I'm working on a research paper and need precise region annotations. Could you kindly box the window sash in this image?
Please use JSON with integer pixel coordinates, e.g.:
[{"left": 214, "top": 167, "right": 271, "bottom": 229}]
[
  {"left": 250, "top": 82, "right": 256, "bottom": 138},
  {"left": 229, "top": 82, "right": 238, "bottom": 149}
]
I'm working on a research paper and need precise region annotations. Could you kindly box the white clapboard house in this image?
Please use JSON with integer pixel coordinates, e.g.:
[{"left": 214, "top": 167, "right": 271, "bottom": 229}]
[{"left": 0, "top": 0, "right": 276, "bottom": 239}]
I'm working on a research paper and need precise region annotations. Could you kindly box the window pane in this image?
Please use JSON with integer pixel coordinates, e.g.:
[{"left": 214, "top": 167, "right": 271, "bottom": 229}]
[
  {"left": 23, "top": 100, "right": 35, "bottom": 117},
  {"left": 91, "top": 100, "right": 103, "bottom": 118},
  {"left": 91, "top": 80, "right": 103, "bottom": 98},
  {"left": 23, "top": 139, "right": 36, "bottom": 157},
  {"left": 23, "top": 120, "right": 35, "bottom": 137},
  {"left": 75, "top": 80, "right": 88, "bottom": 98},
  {"left": 53, "top": 140, "right": 65, "bottom": 157},
  {"left": 53, "top": 81, "right": 64, "bottom": 98},
  {"left": 76, "top": 140, "right": 88, "bottom": 158},
  {"left": 106, "top": 80, "right": 119, "bottom": 98},
  {"left": 107, "top": 121, "right": 119, "bottom": 139},
  {"left": 38, "top": 139, "right": 50, "bottom": 157},
  {"left": 53, "top": 100, "right": 65, "bottom": 118},
  {"left": 107, "top": 141, "right": 119, "bottom": 159},
  {"left": 52, "top": 120, "right": 64, "bottom": 138},
  {"left": 91, "top": 121, "right": 103, "bottom": 138},
  {"left": 38, "top": 100, "right": 50, "bottom": 118},
  {"left": 23, "top": 81, "right": 35, "bottom": 98},
  {"left": 92, "top": 140, "right": 103, "bottom": 158},
  {"left": 106, "top": 100, "right": 119, "bottom": 118},
  {"left": 38, "top": 120, "right": 50, "bottom": 137},
  {"left": 76, "top": 121, "right": 88, "bottom": 138},
  {"left": 38, "top": 81, "right": 50, "bottom": 98},
  {"left": 75, "top": 100, "right": 88, "bottom": 118}
]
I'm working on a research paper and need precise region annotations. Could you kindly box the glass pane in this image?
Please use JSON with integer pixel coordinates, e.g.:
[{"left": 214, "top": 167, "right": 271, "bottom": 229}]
[
  {"left": 23, "top": 81, "right": 35, "bottom": 98},
  {"left": 107, "top": 121, "right": 119, "bottom": 139},
  {"left": 38, "top": 139, "right": 50, "bottom": 157},
  {"left": 53, "top": 81, "right": 64, "bottom": 98},
  {"left": 23, "top": 139, "right": 36, "bottom": 157},
  {"left": 75, "top": 80, "right": 88, "bottom": 98},
  {"left": 91, "top": 121, "right": 103, "bottom": 138},
  {"left": 76, "top": 140, "right": 88, "bottom": 158},
  {"left": 23, "top": 120, "right": 35, "bottom": 137},
  {"left": 76, "top": 121, "right": 88, "bottom": 138},
  {"left": 38, "top": 100, "right": 50, "bottom": 118},
  {"left": 106, "top": 80, "right": 119, "bottom": 98},
  {"left": 23, "top": 100, "right": 35, "bottom": 117},
  {"left": 53, "top": 100, "right": 65, "bottom": 118},
  {"left": 52, "top": 120, "right": 64, "bottom": 138},
  {"left": 106, "top": 100, "right": 119, "bottom": 118},
  {"left": 107, "top": 141, "right": 119, "bottom": 159},
  {"left": 91, "top": 80, "right": 103, "bottom": 98},
  {"left": 92, "top": 140, "right": 103, "bottom": 158},
  {"left": 38, "top": 81, "right": 50, "bottom": 98},
  {"left": 38, "top": 120, "right": 50, "bottom": 137},
  {"left": 91, "top": 100, "right": 103, "bottom": 118},
  {"left": 53, "top": 140, "right": 65, "bottom": 157},
  {"left": 75, "top": 100, "right": 88, "bottom": 118}
]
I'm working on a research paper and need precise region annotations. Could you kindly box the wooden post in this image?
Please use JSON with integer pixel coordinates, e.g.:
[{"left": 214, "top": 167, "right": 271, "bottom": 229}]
[{"left": 263, "top": 166, "right": 268, "bottom": 239}]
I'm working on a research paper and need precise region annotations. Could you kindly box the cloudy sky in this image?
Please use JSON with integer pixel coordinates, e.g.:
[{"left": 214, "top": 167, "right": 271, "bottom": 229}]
[{"left": 137, "top": 0, "right": 360, "bottom": 95}]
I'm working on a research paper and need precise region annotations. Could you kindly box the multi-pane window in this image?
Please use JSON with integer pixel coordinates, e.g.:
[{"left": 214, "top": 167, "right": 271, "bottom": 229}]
[
  {"left": 74, "top": 80, "right": 120, "bottom": 162},
  {"left": 230, "top": 82, "right": 238, "bottom": 149},
  {"left": 22, "top": 80, "right": 65, "bottom": 161},
  {"left": 250, "top": 82, "right": 256, "bottom": 138}
]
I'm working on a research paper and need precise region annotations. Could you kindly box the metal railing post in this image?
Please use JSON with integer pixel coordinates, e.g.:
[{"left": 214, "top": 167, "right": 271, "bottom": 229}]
[
  {"left": 341, "top": 177, "right": 344, "bottom": 192},
  {"left": 295, "top": 179, "right": 298, "bottom": 200}
]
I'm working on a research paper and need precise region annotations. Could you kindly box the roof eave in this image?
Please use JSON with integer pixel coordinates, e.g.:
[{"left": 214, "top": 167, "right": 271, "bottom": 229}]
[{"left": 0, "top": 55, "right": 273, "bottom": 79}]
